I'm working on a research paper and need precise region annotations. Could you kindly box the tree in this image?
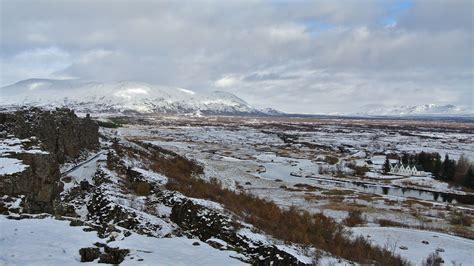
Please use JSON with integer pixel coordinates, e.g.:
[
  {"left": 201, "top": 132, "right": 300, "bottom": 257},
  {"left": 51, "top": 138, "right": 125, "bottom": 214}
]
[
  {"left": 454, "top": 154, "right": 469, "bottom": 184},
  {"left": 464, "top": 166, "right": 474, "bottom": 188},
  {"left": 442, "top": 154, "right": 455, "bottom": 181},
  {"left": 401, "top": 153, "right": 409, "bottom": 164},
  {"left": 432, "top": 155, "right": 442, "bottom": 178},
  {"left": 383, "top": 157, "right": 391, "bottom": 174}
]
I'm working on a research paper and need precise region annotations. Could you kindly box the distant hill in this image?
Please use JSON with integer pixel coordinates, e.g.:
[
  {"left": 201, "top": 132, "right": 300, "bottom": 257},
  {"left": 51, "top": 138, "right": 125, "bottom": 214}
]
[{"left": 353, "top": 104, "right": 474, "bottom": 117}]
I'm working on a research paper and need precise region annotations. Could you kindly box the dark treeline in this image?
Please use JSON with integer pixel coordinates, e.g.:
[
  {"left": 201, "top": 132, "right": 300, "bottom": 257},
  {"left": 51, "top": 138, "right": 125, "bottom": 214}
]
[{"left": 391, "top": 151, "right": 474, "bottom": 189}]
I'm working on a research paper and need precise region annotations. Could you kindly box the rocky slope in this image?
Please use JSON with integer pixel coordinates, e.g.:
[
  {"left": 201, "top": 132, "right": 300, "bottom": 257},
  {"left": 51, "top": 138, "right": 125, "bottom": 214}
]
[{"left": 0, "top": 79, "right": 266, "bottom": 116}]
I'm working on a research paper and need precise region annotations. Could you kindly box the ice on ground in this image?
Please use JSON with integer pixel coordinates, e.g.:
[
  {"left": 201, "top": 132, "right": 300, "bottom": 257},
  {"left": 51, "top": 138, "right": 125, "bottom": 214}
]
[
  {"left": 392, "top": 176, "right": 458, "bottom": 193},
  {"left": 0, "top": 157, "right": 28, "bottom": 175},
  {"left": 352, "top": 227, "right": 474, "bottom": 265}
]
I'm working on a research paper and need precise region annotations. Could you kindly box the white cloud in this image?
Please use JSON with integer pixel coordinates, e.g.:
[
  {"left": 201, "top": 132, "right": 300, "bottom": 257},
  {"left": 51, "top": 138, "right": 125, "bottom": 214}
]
[
  {"left": 214, "top": 76, "right": 239, "bottom": 88},
  {"left": 0, "top": 0, "right": 472, "bottom": 113},
  {"left": 0, "top": 47, "right": 73, "bottom": 86}
]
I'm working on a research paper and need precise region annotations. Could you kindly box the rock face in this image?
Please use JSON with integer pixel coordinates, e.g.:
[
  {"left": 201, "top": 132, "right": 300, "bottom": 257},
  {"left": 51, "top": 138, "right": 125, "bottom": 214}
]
[
  {"left": 1, "top": 108, "right": 99, "bottom": 163},
  {"left": 0, "top": 108, "right": 100, "bottom": 213},
  {"left": 0, "top": 152, "right": 61, "bottom": 213}
]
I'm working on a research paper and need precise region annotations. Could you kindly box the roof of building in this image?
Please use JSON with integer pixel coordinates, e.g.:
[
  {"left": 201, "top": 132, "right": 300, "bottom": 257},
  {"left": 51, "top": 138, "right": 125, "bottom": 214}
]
[{"left": 390, "top": 163, "right": 424, "bottom": 171}]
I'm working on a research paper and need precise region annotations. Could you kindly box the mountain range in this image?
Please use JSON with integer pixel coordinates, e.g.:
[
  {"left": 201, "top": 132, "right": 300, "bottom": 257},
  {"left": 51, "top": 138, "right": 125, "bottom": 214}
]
[
  {"left": 353, "top": 104, "right": 473, "bottom": 117},
  {"left": 0, "top": 79, "right": 263, "bottom": 115},
  {"left": 1, "top": 79, "right": 472, "bottom": 117}
]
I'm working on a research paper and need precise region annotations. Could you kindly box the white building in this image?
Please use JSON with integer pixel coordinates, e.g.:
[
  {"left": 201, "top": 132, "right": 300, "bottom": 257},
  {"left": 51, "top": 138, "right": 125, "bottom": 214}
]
[{"left": 389, "top": 163, "right": 426, "bottom": 176}]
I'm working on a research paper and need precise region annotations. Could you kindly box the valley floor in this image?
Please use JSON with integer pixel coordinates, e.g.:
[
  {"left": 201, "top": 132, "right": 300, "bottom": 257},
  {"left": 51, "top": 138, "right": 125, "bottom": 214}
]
[
  {"left": 2, "top": 112, "right": 473, "bottom": 265},
  {"left": 112, "top": 114, "right": 474, "bottom": 264}
]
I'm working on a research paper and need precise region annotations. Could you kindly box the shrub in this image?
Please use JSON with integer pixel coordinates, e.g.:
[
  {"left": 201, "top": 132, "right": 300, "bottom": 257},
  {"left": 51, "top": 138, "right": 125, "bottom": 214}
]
[
  {"left": 353, "top": 166, "right": 369, "bottom": 176},
  {"left": 324, "top": 155, "right": 339, "bottom": 165},
  {"left": 422, "top": 252, "right": 444, "bottom": 266},
  {"left": 343, "top": 209, "right": 365, "bottom": 227},
  {"left": 135, "top": 181, "right": 151, "bottom": 196},
  {"left": 377, "top": 219, "right": 405, "bottom": 227},
  {"left": 450, "top": 212, "right": 472, "bottom": 226}
]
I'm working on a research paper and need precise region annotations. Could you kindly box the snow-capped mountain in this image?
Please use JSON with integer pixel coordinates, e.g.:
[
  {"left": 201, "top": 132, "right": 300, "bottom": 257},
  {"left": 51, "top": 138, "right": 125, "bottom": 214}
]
[
  {"left": 354, "top": 104, "right": 474, "bottom": 117},
  {"left": 258, "top": 107, "right": 286, "bottom": 116},
  {"left": 0, "top": 79, "right": 265, "bottom": 115}
]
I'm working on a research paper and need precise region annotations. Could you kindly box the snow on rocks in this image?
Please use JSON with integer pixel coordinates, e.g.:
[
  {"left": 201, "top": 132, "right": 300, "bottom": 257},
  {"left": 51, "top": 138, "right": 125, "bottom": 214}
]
[
  {"left": 0, "top": 136, "right": 49, "bottom": 175},
  {"left": 0, "top": 157, "right": 28, "bottom": 175}
]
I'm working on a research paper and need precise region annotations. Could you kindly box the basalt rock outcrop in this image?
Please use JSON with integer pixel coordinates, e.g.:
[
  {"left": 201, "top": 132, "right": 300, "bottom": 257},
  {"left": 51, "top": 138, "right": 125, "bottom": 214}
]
[
  {"left": 0, "top": 108, "right": 99, "bottom": 213},
  {"left": 1, "top": 152, "right": 61, "bottom": 213},
  {"left": 1, "top": 107, "right": 99, "bottom": 163}
]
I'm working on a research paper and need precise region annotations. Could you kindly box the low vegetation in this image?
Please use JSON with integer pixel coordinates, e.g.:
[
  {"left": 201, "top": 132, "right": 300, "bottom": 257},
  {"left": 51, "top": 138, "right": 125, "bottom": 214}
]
[
  {"left": 377, "top": 219, "right": 406, "bottom": 227},
  {"left": 422, "top": 252, "right": 444, "bottom": 266},
  {"left": 124, "top": 141, "right": 408, "bottom": 265},
  {"left": 323, "top": 155, "right": 339, "bottom": 165},
  {"left": 343, "top": 209, "right": 366, "bottom": 227},
  {"left": 450, "top": 211, "right": 472, "bottom": 227}
]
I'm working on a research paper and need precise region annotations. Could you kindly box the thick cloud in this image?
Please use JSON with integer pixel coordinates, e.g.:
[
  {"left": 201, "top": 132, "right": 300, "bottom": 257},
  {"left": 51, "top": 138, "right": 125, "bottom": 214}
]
[{"left": 1, "top": 0, "right": 472, "bottom": 113}]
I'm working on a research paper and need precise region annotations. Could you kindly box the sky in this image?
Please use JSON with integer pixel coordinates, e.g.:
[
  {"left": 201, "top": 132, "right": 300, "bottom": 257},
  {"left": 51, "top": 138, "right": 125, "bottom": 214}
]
[{"left": 0, "top": 0, "right": 473, "bottom": 114}]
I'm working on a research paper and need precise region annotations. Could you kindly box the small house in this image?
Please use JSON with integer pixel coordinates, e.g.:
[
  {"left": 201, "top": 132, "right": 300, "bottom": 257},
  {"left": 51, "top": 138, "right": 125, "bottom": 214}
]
[{"left": 389, "top": 163, "right": 425, "bottom": 176}]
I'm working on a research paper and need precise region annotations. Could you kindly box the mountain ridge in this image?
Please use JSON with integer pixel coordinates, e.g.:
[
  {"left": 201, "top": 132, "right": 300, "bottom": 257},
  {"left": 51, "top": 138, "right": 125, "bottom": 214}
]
[
  {"left": 353, "top": 104, "right": 474, "bottom": 117},
  {"left": 0, "top": 79, "right": 264, "bottom": 115}
]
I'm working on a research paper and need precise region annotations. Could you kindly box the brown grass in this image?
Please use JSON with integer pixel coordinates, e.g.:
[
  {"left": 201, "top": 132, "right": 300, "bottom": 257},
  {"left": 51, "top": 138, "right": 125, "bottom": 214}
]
[
  {"left": 324, "top": 155, "right": 339, "bottom": 165},
  {"left": 130, "top": 141, "right": 408, "bottom": 265},
  {"left": 343, "top": 209, "right": 366, "bottom": 227},
  {"left": 377, "top": 219, "right": 406, "bottom": 227},
  {"left": 450, "top": 212, "right": 472, "bottom": 227},
  {"left": 355, "top": 194, "right": 380, "bottom": 202},
  {"left": 322, "top": 189, "right": 352, "bottom": 196},
  {"left": 404, "top": 198, "right": 433, "bottom": 208}
]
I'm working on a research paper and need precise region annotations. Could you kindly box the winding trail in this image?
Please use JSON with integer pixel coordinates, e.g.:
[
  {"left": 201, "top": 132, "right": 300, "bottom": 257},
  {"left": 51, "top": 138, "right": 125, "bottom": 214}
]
[{"left": 61, "top": 151, "right": 105, "bottom": 177}]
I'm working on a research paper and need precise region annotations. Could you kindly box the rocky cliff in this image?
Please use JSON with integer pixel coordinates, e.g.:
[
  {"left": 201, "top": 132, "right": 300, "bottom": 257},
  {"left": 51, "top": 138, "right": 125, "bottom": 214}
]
[
  {"left": 0, "top": 108, "right": 99, "bottom": 213},
  {"left": 1, "top": 107, "right": 99, "bottom": 163}
]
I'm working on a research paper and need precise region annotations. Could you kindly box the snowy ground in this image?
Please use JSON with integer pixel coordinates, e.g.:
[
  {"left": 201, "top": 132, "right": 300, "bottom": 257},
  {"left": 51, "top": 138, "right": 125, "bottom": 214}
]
[
  {"left": 0, "top": 216, "right": 247, "bottom": 266},
  {"left": 352, "top": 227, "right": 474, "bottom": 265}
]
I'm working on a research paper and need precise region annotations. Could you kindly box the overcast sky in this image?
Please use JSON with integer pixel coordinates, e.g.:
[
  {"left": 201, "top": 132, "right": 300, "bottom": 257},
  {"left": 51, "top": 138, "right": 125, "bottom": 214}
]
[{"left": 1, "top": 0, "right": 473, "bottom": 113}]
